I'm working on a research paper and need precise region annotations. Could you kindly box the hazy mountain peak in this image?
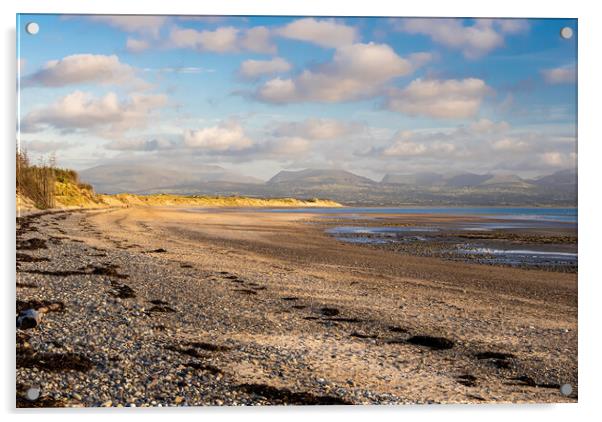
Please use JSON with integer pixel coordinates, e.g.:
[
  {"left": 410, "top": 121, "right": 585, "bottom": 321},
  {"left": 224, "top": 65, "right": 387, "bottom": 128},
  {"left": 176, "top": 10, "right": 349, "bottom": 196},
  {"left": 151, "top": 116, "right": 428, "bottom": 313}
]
[
  {"left": 443, "top": 173, "right": 493, "bottom": 187},
  {"left": 268, "top": 169, "right": 375, "bottom": 185},
  {"left": 381, "top": 172, "right": 443, "bottom": 186},
  {"left": 80, "top": 163, "right": 262, "bottom": 194},
  {"left": 533, "top": 168, "right": 577, "bottom": 187}
]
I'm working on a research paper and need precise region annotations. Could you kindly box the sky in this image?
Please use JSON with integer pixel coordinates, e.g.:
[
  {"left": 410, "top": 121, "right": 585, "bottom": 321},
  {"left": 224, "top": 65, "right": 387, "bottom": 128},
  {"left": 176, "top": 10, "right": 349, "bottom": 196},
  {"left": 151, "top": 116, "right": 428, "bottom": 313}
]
[{"left": 17, "top": 14, "right": 577, "bottom": 181}]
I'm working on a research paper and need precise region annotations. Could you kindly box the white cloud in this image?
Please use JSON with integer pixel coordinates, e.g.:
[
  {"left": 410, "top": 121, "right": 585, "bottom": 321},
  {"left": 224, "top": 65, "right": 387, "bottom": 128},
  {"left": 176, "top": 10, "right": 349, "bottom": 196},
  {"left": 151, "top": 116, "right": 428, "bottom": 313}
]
[
  {"left": 88, "top": 15, "right": 168, "bottom": 38},
  {"left": 126, "top": 38, "right": 151, "bottom": 53},
  {"left": 23, "top": 54, "right": 144, "bottom": 89},
  {"left": 469, "top": 118, "right": 510, "bottom": 133},
  {"left": 385, "top": 78, "right": 490, "bottom": 119},
  {"left": 272, "top": 118, "right": 358, "bottom": 140},
  {"left": 381, "top": 131, "right": 454, "bottom": 157},
  {"left": 495, "top": 19, "right": 530, "bottom": 34},
  {"left": 276, "top": 18, "right": 358, "bottom": 48},
  {"left": 176, "top": 16, "right": 232, "bottom": 24},
  {"left": 492, "top": 137, "right": 529, "bottom": 152},
  {"left": 169, "top": 26, "right": 235, "bottom": 52},
  {"left": 21, "top": 91, "right": 167, "bottom": 136},
  {"left": 239, "top": 57, "right": 292, "bottom": 79},
  {"left": 383, "top": 140, "right": 427, "bottom": 156},
  {"left": 542, "top": 64, "right": 576, "bottom": 84},
  {"left": 86, "top": 16, "right": 276, "bottom": 54},
  {"left": 263, "top": 137, "right": 311, "bottom": 156},
  {"left": 255, "top": 78, "right": 296, "bottom": 103},
  {"left": 20, "top": 140, "right": 74, "bottom": 152},
  {"left": 407, "top": 52, "right": 435, "bottom": 68},
  {"left": 240, "top": 26, "right": 276, "bottom": 54},
  {"left": 397, "top": 18, "right": 528, "bottom": 58},
  {"left": 179, "top": 118, "right": 353, "bottom": 158},
  {"left": 255, "top": 43, "right": 421, "bottom": 103},
  {"left": 540, "top": 151, "right": 576, "bottom": 167},
  {"left": 143, "top": 66, "right": 213, "bottom": 74},
  {"left": 105, "top": 137, "right": 175, "bottom": 151},
  {"left": 184, "top": 121, "right": 254, "bottom": 152},
  {"left": 365, "top": 118, "right": 576, "bottom": 175},
  {"left": 169, "top": 25, "right": 276, "bottom": 54}
]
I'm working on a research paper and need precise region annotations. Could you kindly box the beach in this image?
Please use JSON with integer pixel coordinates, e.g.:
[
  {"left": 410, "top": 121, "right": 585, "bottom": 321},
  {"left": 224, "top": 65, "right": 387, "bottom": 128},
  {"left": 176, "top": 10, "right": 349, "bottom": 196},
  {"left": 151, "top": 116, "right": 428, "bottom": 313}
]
[{"left": 16, "top": 206, "right": 578, "bottom": 406}]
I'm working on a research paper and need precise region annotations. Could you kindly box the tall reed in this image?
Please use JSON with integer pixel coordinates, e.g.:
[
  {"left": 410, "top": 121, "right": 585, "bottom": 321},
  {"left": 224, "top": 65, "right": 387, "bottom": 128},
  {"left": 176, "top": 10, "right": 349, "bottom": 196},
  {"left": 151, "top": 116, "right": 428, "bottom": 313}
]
[{"left": 16, "top": 149, "right": 56, "bottom": 209}]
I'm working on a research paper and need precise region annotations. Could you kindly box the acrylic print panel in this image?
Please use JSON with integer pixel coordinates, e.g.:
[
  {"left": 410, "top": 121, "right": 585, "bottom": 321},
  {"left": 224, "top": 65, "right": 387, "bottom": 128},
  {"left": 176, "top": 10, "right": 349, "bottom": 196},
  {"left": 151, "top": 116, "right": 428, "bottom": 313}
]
[{"left": 16, "top": 14, "right": 577, "bottom": 407}]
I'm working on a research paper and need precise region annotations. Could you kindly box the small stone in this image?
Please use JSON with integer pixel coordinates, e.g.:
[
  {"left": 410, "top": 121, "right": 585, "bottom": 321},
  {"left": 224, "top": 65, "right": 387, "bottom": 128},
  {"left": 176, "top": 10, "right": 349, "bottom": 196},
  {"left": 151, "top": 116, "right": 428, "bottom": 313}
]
[
  {"left": 174, "top": 396, "right": 184, "bottom": 404},
  {"left": 102, "top": 400, "right": 112, "bottom": 407},
  {"left": 17, "top": 309, "right": 42, "bottom": 329}
]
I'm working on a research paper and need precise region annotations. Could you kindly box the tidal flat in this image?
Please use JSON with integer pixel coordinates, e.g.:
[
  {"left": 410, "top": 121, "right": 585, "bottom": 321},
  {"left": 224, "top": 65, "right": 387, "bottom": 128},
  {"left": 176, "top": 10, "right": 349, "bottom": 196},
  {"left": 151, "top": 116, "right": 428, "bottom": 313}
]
[{"left": 318, "top": 211, "right": 577, "bottom": 272}]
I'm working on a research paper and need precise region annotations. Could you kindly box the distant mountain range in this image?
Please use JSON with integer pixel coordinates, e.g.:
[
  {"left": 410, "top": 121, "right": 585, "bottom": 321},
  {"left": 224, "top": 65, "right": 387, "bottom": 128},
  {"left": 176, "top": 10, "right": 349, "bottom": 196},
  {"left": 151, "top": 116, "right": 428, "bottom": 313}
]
[
  {"left": 382, "top": 172, "right": 534, "bottom": 189},
  {"left": 79, "top": 163, "right": 262, "bottom": 195},
  {"left": 80, "top": 165, "right": 577, "bottom": 206}
]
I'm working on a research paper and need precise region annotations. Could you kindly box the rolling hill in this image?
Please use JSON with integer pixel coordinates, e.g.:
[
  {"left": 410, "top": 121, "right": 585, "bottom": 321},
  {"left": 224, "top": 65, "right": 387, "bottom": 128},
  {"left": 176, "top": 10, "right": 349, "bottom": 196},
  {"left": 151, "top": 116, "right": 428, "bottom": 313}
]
[{"left": 80, "top": 163, "right": 262, "bottom": 194}]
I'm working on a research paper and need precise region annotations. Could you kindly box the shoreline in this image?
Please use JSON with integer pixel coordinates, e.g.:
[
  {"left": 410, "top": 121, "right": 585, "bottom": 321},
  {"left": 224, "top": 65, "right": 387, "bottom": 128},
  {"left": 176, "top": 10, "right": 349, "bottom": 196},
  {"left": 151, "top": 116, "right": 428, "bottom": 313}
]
[
  {"left": 16, "top": 206, "right": 577, "bottom": 406},
  {"left": 16, "top": 192, "right": 344, "bottom": 217}
]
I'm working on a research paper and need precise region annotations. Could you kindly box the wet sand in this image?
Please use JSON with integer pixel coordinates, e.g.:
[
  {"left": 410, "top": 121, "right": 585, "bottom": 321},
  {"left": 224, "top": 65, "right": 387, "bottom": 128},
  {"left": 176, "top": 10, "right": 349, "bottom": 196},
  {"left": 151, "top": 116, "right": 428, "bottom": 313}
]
[
  {"left": 316, "top": 213, "right": 577, "bottom": 272},
  {"left": 16, "top": 207, "right": 577, "bottom": 406}
]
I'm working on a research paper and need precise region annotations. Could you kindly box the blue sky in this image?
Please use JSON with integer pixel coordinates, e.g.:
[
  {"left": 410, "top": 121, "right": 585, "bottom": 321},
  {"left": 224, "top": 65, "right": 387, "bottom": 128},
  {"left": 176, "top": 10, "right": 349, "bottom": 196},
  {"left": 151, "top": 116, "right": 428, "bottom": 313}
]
[{"left": 17, "top": 15, "right": 577, "bottom": 180}]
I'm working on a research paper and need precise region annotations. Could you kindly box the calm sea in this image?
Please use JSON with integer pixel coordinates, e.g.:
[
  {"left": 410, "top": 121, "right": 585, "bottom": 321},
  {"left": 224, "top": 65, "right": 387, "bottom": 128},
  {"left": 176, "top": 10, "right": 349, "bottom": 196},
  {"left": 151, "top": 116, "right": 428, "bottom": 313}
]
[{"left": 263, "top": 207, "right": 577, "bottom": 224}]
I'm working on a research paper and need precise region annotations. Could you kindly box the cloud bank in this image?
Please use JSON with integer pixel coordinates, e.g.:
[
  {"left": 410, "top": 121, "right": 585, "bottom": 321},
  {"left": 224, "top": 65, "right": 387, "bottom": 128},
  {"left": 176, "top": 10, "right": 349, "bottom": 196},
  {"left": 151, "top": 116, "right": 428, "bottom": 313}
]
[
  {"left": 385, "top": 78, "right": 490, "bottom": 119},
  {"left": 276, "top": 18, "right": 358, "bottom": 48},
  {"left": 21, "top": 91, "right": 167, "bottom": 136},
  {"left": 239, "top": 57, "right": 292, "bottom": 79},
  {"left": 23, "top": 54, "right": 144, "bottom": 89},
  {"left": 396, "top": 18, "right": 528, "bottom": 58},
  {"left": 542, "top": 64, "right": 576, "bottom": 84},
  {"left": 168, "top": 26, "right": 276, "bottom": 54},
  {"left": 255, "top": 43, "right": 425, "bottom": 103}
]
